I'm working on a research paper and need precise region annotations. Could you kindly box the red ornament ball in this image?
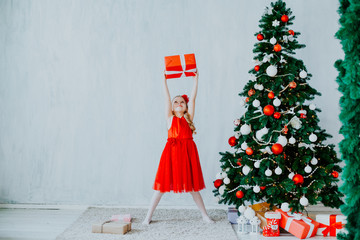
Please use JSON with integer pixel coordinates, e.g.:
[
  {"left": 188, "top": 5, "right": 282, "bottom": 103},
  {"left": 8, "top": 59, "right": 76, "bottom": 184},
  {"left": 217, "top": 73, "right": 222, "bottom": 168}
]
[
  {"left": 271, "top": 143, "right": 283, "bottom": 155},
  {"left": 268, "top": 91, "right": 275, "bottom": 99},
  {"left": 292, "top": 174, "right": 304, "bottom": 185},
  {"left": 281, "top": 15, "right": 289, "bottom": 22},
  {"left": 289, "top": 81, "right": 297, "bottom": 89},
  {"left": 274, "top": 44, "right": 282, "bottom": 52},
  {"left": 236, "top": 190, "right": 244, "bottom": 199},
  {"left": 248, "top": 89, "right": 256, "bottom": 97},
  {"left": 254, "top": 65, "right": 260, "bottom": 71},
  {"left": 228, "top": 136, "right": 237, "bottom": 147},
  {"left": 260, "top": 186, "right": 266, "bottom": 190},
  {"left": 263, "top": 105, "right": 275, "bottom": 116},
  {"left": 332, "top": 171, "right": 339, "bottom": 178},
  {"left": 246, "top": 147, "right": 254, "bottom": 155},
  {"left": 257, "top": 34, "right": 264, "bottom": 41},
  {"left": 237, "top": 159, "right": 242, "bottom": 166},
  {"left": 245, "top": 97, "right": 250, "bottom": 103},
  {"left": 288, "top": 29, "right": 295, "bottom": 35},
  {"left": 273, "top": 112, "right": 281, "bottom": 119},
  {"left": 300, "top": 113, "right": 307, "bottom": 119},
  {"left": 214, "top": 179, "right": 223, "bottom": 188},
  {"left": 283, "top": 125, "right": 288, "bottom": 134}
]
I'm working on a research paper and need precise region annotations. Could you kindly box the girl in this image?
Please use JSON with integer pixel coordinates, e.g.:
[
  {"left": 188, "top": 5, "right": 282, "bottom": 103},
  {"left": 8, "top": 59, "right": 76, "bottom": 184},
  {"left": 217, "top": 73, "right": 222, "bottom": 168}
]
[{"left": 142, "top": 70, "right": 214, "bottom": 225}]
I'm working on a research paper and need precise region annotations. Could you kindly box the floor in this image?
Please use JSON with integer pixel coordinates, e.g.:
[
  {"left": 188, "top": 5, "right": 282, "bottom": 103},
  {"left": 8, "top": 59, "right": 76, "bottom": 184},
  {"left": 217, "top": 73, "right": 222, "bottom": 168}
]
[{"left": 0, "top": 205, "right": 338, "bottom": 240}]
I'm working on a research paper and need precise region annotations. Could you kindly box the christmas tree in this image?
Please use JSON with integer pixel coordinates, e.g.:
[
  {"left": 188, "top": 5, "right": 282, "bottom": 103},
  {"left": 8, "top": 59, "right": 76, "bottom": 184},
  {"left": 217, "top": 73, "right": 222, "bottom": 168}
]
[
  {"left": 213, "top": 0, "right": 344, "bottom": 213},
  {"left": 335, "top": 0, "right": 360, "bottom": 239}
]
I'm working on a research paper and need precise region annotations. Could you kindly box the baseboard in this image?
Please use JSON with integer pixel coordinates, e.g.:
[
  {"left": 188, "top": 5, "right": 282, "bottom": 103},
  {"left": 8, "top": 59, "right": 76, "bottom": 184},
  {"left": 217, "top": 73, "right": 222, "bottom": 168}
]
[{"left": 0, "top": 203, "right": 341, "bottom": 213}]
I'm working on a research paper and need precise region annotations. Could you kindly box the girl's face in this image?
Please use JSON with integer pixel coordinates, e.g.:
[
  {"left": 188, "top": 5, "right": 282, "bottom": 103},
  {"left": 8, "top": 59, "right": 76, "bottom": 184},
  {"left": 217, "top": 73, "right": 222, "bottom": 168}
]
[{"left": 172, "top": 97, "right": 187, "bottom": 113}]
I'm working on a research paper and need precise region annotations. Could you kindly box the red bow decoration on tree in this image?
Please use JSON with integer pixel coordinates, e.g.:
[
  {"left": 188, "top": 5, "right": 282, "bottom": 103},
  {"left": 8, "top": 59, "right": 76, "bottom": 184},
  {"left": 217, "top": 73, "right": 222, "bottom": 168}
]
[{"left": 182, "top": 94, "right": 189, "bottom": 103}]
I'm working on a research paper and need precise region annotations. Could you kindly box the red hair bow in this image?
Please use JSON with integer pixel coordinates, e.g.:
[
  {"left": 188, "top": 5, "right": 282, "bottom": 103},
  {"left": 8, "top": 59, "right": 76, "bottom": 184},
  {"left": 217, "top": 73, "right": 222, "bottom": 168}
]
[{"left": 182, "top": 94, "right": 189, "bottom": 103}]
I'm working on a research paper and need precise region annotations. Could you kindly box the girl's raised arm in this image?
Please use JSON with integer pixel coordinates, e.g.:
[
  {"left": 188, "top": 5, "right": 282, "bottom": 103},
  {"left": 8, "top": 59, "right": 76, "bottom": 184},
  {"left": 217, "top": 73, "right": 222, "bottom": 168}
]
[
  {"left": 163, "top": 72, "right": 173, "bottom": 120},
  {"left": 187, "top": 70, "right": 198, "bottom": 122}
]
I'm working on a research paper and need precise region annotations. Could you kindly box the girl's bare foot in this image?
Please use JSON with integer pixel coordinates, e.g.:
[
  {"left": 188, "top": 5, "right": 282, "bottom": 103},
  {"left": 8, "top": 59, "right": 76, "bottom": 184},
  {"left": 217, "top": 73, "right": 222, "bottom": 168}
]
[
  {"left": 202, "top": 215, "right": 215, "bottom": 223},
  {"left": 142, "top": 218, "right": 151, "bottom": 225}
]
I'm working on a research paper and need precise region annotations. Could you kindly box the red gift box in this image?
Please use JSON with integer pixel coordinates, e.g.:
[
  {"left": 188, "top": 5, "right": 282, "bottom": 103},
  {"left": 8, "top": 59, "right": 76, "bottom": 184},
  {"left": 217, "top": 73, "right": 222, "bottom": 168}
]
[
  {"left": 316, "top": 214, "right": 346, "bottom": 237},
  {"left": 276, "top": 209, "right": 320, "bottom": 239},
  {"left": 164, "top": 53, "right": 197, "bottom": 79}
]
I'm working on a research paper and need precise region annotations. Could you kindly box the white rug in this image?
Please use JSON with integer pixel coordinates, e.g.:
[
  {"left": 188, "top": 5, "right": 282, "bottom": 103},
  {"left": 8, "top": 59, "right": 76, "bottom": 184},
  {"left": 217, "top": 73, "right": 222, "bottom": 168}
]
[{"left": 56, "top": 207, "right": 237, "bottom": 240}]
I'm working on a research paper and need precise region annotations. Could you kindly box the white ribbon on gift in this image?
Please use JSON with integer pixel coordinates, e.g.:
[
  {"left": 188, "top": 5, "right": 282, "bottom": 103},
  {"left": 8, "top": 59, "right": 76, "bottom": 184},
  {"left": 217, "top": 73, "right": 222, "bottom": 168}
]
[
  {"left": 285, "top": 212, "right": 315, "bottom": 239},
  {"left": 298, "top": 142, "right": 315, "bottom": 151},
  {"left": 165, "top": 54, "right": 197, "bottom": 77}
]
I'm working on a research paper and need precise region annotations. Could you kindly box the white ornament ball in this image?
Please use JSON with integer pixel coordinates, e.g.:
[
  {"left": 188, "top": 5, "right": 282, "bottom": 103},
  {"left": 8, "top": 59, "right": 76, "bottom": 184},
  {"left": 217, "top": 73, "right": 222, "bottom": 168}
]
[
  {"left": 216, "top": 172, "right": 223, "bottom": 179},
  {"left": 304, "top": 165, "right": 312, "bottom": 173},
  {"left": 242, "top": 165, "right": 251, "bottom": 175},
  {"left": 254, "top": 161, "right": 261, "bottom": 168},
  {"left": 309, "top": 103, "right": 316, "bottom": 110},
  {"left": 300, "top": 196, "right": 309, "bottom": 206},
  {"left": 277, "top": 135, "right": 288, "bottom": 147},
  {"left": 252, "top": 99, "right": 261, "bottom": 108},
  {"left": 219, "top": 185, "right": 225, "bottom": 195},
  {"left": 281, "top": 202, "right": 290, "bottom": 212},
  {"left": 311, "top": 157, "right": 318, "bottom": 165},
  {"left": 253, "top": 185, "right": 261, "bottom": 193},
  {"left": 289, "top": 136, "right": 296, "bottom": 144},
  {"left": 256, "top": 131, "right": 264, "bottom": 141},
  {"left": 299, "top": 70, "right": 308, "bottom": 79},
  {"left": 273, "top": 98, "right": 281, "bottom": 107},
  {"left": 223, "top": 177, "right": 230, "bottom": 185},
  {"left": 275, "top": 167, "right": 283, "bottom": 175},
  {"left": 226, "top": 167, "right": 230, "bottom": 172},
  {"left": 240, "top": 124, "right": 251, "bottom": 135},
  {"left": 265, "top": 168, "right": 272, "bottom": 177},
  {"left": 257, "top": 84, "right": 264, "bottom": 91},
  {"left": 235, "top": 132, "right": 241, "bottom": 139},
  {"left": 244, "top": 208, "right": 256, "bottom": 220},
  {"left": 261, "top": 127, "right": 269, "bottom": 134},
  {"left": 309, "top": 133, "right": 318, "bottom": 142},
  {"left": 270, "top": 37, "right": 277, "bottom": 44},
  {"left": 288, "top": 35, "right": 294, "bottom": 42},
  {"left": 266, "top": 65, "right": 278, "bottom": 77},
  {"left": 288, "top": 172, "right": 295, "bottom": 179},
  {"left": 238, "top": 205, "right": 246, "bottom": 213},
  {"left": 221, "top": 172, "right": 228, "bottom": 178},
  {"left": 241, "top": 142, "right": 248, "bottom": 150}
]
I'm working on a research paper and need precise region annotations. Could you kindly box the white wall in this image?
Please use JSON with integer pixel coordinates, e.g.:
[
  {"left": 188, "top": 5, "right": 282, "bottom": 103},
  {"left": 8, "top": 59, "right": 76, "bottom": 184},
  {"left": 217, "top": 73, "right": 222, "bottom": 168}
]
[{"left": 0, "top": 0, "right": 343, "bottom": 206}]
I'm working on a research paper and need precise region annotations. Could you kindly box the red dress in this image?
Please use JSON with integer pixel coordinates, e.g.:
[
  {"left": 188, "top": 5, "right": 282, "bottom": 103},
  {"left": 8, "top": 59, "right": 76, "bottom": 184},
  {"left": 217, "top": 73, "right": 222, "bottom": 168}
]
[{"left": 153, "top": 115, "right": 206, "bottom": 193}]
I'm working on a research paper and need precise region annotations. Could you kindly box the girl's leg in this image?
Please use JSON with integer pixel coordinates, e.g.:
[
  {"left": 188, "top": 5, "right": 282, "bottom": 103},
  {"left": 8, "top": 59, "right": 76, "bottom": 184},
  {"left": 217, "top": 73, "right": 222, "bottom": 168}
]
[
  {"left": 142, "top": 191, "right": 164, "bottom": 225},
  {"left": 190, "top": 191, "right": 214, "bottom": 223}
]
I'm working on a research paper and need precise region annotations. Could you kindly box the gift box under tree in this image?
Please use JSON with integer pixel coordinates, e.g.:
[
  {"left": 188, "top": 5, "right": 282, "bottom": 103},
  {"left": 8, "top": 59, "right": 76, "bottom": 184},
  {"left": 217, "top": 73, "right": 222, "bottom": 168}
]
[
  {"left": 316, "top": 214, "right": 347, "bottom": 237},
  {"left": 276, "top": 209, "right": 319, "bottom": 239}
]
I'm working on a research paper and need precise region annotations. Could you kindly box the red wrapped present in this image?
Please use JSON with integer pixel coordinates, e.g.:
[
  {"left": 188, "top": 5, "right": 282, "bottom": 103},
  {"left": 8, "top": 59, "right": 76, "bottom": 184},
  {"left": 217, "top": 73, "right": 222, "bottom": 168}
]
[
  {"left": 316, "top": 214, "right": 347, "bottom": 237},
  {"left": 263, "top": 211, "right": 281, "bottom": 237},
  {"left": 164, "top": 53, "right": 197, "bottom": 79},
  {"left": 276, "top": 209, "right": 320, "bottom": 239}
]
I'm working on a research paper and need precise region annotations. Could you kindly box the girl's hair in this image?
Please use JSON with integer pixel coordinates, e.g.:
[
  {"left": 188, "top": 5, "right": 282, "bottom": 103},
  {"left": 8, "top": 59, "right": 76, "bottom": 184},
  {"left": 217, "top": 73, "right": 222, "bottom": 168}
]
[{"left": 172, "top": 95, "right": 197, "bottom": 134}]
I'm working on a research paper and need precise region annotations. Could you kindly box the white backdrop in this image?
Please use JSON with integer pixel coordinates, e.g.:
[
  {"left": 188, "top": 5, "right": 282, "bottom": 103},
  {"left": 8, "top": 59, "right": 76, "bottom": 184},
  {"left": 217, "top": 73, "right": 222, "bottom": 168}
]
[{"left": 0, "top": 0, "right": 343, "bottom": 207}]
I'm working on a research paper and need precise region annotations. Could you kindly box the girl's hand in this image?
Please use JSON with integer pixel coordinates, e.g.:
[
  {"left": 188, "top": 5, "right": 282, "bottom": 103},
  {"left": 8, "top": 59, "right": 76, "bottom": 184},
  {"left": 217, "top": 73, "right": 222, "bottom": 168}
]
[
  {"left": 193, "top": 69, "right": 199, "bottom": 81},
  {"left": 164, "top": 70, "right": 167, "bottom": 81}
]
